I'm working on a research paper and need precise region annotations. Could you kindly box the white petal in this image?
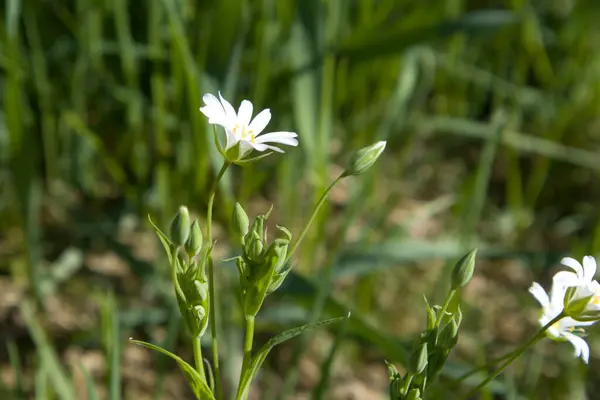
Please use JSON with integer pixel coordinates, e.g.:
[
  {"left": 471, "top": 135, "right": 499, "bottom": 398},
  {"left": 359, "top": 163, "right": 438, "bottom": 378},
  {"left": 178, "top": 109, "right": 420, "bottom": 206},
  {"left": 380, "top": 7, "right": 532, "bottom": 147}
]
[
  {"left": 549, "top": 284, "right": 567, "bottom": 311},
  {"left": 218, "top": 92, "right": 238, "bottom": 122},
  {"left": 237, "top": 100, "right": 253, "bottom": 127},
  {"left": 252, "top": 142, "right": 284, "bottom": 153},
  {"left": 529, "top": 282, "right": 550, "bottom": 309},
  {"left": 563, "top": 332, "right": 590, "bottom": 363},
  {"left": 224, "top": 130, "right": 238, "bottom": 150},
  {"left": 583, "top": 256, "right": 597, "bottom": 282},
  {"left": 560, "top": 317, "right": 597, "bottom": 328},
  {"left": 254, "top": 131, "right": 298, "bottom": 146},
  {"left": 553, "top": 271, "right": 581, "bottom": 287},
  {"left": 200, "top": 93, "right": 228, "bottom": 126},
  {"left": 238, "top": 140, "right": 255, "bottom": 156},
  {"left": 561, "top": 257, "right": 584, "bottom": 278},
  {"left": 248, "top": 109, "right": 271, "bottom": 134}
]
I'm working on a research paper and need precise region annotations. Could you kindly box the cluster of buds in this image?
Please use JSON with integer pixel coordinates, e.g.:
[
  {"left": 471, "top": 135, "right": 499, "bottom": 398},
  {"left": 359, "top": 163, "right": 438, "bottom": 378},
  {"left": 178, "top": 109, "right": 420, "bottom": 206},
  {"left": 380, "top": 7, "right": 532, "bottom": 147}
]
[
  {"left": 232, "top": 203, "right": 292, "bottom": 318},
  {"left": 167, "top": 206, "right": 212, "bottom": 338},
  {"left": 388, "top": 249, "right": 477, "bottom": 399}
]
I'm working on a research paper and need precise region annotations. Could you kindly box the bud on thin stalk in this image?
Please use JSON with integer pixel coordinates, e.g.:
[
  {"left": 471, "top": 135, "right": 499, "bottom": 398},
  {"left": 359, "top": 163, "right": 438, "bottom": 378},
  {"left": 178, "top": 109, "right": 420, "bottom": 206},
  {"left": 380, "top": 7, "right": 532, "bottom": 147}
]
[
  {"left": 185, "top": 220, "right": 203, "bottom": 257},
  {"left": 233, "top": 202, "right": 250, "bottom": 239},
  {"left": 170, "top": 206, "right": 191, "bottom": 246},
  {"left": 342, "top": 141, "right": 387, "bottom": 177},
  {"left": 450, "top": 248, "right": 478, "bottom": 289}
]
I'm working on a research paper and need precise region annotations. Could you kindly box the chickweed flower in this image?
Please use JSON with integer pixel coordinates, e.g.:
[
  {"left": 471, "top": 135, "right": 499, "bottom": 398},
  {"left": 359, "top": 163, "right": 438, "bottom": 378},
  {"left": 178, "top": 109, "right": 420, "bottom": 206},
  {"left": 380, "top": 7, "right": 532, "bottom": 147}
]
[
  {"left": 553, "top": 256, "right": 600, "bottom": 320},
  {"left": 529, "top": 281, "right": 595, "bottom": 363},
  {"left": 200, "top": 92, "right": 298, "bottom": 162}
]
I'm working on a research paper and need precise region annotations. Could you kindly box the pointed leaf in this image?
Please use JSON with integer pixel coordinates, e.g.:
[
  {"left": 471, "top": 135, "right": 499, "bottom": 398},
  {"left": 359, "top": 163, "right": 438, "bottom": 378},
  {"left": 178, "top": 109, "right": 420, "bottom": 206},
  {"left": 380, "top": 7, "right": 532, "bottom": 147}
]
[
  {"left": 148, "top": 215, "right": 174, "bottom": 265},
  {"left": 234, "top": 152, "right": 274, "bottom": 166},
  {"left": 130, "top": 339, "right": 214, "bottom": 400},
  {"left": 237, "top": 316, "right": 346, "bottom": 399}
]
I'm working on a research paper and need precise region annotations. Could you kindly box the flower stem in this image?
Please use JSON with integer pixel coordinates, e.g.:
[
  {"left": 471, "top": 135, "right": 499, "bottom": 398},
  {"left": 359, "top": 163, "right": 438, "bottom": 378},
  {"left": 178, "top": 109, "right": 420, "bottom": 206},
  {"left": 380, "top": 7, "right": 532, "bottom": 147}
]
[
  {"left": 206, "top": 160, "right": 230, "bottom": 399},
  {"left": 436, "top": 289, "right": 456, "bottom": 327},
  {"left": 236, "top": 315, "right": 255, "bottom": 399},
  {"left": 461, "top": 313, "right": 564, "bottom": 399},
  {"left": 284, "top": 175, "right": 344, "bottom": 264},
  {"left": 193, "top": 336, "right": 207, "bottom": 384}
]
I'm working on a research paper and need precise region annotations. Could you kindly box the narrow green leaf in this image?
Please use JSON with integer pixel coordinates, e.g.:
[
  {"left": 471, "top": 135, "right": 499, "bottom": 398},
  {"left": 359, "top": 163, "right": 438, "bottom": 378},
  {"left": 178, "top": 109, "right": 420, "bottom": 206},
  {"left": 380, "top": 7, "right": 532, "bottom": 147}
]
[
  {"left": 129, "top": 339, "right": 215, "bottom": 400},
  {"left": 80, "top": 364, "right": 100, "bottom": 400},
  {"left": 21, "top": 302, "right": 76, "bottom": 400},
  {"left": 7, "top": 340, "right": 24, "bottom": 396},
  {"left": 238, "top": 316, "right": 347, "bottom": 399},
  {"left": 148, "top": 215, "right": 174, "bottom": 265}
]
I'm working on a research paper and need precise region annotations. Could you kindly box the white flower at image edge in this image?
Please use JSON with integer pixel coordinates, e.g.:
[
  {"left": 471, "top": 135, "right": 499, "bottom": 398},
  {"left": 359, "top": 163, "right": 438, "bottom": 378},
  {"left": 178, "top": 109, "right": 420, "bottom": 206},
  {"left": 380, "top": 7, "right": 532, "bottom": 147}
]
[
  {"left": 200, "top": 92, "right": 298, "bottom": 156},
  {"left": 553, "top": 256, "right": 600, "bottom": 312},
  {"left": 529, "top": 281, "right": 595, "bottom": 363}
]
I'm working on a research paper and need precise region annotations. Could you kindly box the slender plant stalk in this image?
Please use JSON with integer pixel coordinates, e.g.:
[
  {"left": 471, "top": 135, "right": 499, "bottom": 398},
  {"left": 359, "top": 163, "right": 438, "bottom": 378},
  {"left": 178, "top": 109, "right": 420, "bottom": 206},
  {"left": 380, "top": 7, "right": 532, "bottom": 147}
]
[
  {"left": 284, "top": 175, "right": 344, "bottom": 264},
  {"left": 236, "top": 315, "right": 255, "bottom": 399},
  {"left": 193, "top": 337, "right": 207, "bottom": 384},
  {"left": 461, "top": 313, "right": 564, "bottom": 399},
  {"left": 435, "top": 290, "right": 456, "bottom": 327},
  {"left": 279, "top": 175, "right": 345, "bottom": 397},
  {"left": 205, "top": 160, "right": 231, "bottom": 399}
]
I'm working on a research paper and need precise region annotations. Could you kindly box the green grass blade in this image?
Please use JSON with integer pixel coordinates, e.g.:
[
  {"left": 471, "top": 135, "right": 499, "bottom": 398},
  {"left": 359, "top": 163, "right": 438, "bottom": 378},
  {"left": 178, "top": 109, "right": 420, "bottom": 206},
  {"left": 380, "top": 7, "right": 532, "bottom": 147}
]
[
  {"left": 21, "top": 301, "right": 76, "bottom": 400},
  {"left": 129, "top": 339, "right": 215, "bottom": 400}
]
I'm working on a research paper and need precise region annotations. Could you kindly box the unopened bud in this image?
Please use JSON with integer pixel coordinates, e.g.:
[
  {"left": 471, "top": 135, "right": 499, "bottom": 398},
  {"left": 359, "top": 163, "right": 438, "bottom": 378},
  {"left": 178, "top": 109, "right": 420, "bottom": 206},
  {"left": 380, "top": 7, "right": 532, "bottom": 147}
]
[
  {"left": 439, "top": 317, "right": 459, "bottom": 348},
  {"left": 450, "top": 248, "right": 478, "bottom": 289},
  {"left": 342, "top": 141, "right": 386, "bottom": 177},
  {"left": 423, "top": 295, "right": 436, "bottom": 330},
  {"left": 185, "top": 220, "right": 203, "bottom": 257},
  {"left": 405, "top": 388, "right": 421, "bottom": 400},
  {"left": 409, "top": 343, "right": 428, "bottom": 375},
  {"left": 233, "top": 203, "right": 250, "bottom": 239},
  {"left": 170, "top": 206, "right": 191, "bottom": 246},
  {"left": 246, "top": 231, "right": 265, "bottom": 261}
]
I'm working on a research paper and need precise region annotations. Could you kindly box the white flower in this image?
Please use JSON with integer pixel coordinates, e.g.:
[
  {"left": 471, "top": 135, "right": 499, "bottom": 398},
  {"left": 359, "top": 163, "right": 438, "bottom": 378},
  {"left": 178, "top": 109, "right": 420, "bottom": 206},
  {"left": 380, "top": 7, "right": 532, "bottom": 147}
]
[
  {"left": 529, "top": 281, "right": 595, "bottom": 363},
  {"left": 199, "top": 92, "right": 298, "bottom": 159},
  {"left": 553, "top": 256, "right": 600, "bottom": 317}
]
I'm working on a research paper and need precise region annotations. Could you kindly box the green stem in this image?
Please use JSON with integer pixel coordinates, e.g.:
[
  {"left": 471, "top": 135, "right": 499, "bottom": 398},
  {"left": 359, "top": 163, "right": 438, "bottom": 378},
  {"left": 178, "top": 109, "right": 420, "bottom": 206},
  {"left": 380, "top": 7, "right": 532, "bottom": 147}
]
[
  {"left": 236, "top": 315, "right": 255, "bottom": 399},
  {"left": 284, "top": 175, "right": 344, "bottom": 264},
  {"left": 193, "top": 336, "right": 207, "bottom": 384},
  {"left": 436, "top": 289, "right": 456, "bottom": 327},
  {"left": 206, "top": 160, "right": 230, "bottom": 400},
  {"left": 461, "top": 313, "right": 564, "bottom": 399}
]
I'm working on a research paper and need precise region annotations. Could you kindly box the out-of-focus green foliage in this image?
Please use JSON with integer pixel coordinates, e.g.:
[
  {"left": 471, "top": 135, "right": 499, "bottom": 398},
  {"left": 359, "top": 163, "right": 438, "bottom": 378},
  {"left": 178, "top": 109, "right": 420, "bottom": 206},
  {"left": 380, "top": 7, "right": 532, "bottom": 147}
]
[{"left": 3, "top": 0, "right": 600, "bottom": 398}]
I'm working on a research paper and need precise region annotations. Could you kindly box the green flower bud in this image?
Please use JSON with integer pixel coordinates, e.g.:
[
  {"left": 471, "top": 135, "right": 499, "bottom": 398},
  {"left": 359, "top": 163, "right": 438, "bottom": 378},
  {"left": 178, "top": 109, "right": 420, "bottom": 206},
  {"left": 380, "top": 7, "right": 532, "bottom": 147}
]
[
  {"left": 439, "top": 317, "right": 459, "bottom": 348},
  {"left": 185, "top": 220, "right": 203, "bottom": 257},
  {"left": 194, "top": 304, "right": 206, "bottom": 321},
  {"left": 409, "top": 343, "right": 428, "bottom": 375},
  {"left": 233, "top": 202, "right": 250, "bottom": 240},
  {"left": 342, "top": 141, "right": 386, "bottom": 177},
  {"left": 385, "top": 361, "right": 403, "bottom": 399},
  {"left": 170, "top": 206, "right": 191, "bottom": 246},
  {"left": 245, "top": 231, "right": 265, "bottom": 262},
  {"left": 450, "top": 248, "right": 478, "bottom": 289},
  {"left": 193, "top": 279, "right": 208, "bottom": 303},
  {"left": 405, "top": 388, "right": 421, "bottom": 400},
  {"left": 267, "top": 266, "right": 291, "bottom": 294},
  {"left": 426, "top": 348, "right": 447, "bottom": 380},
  {"left": 423, "top": 295, "right": 436, "bottom": 330}
]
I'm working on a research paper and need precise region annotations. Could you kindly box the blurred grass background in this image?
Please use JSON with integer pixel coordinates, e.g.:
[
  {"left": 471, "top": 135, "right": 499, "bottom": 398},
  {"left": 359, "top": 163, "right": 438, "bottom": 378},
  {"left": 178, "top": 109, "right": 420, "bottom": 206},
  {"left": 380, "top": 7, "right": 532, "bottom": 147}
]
[{"left": 2, "top": 0, "right": 600, "bottom": 398}]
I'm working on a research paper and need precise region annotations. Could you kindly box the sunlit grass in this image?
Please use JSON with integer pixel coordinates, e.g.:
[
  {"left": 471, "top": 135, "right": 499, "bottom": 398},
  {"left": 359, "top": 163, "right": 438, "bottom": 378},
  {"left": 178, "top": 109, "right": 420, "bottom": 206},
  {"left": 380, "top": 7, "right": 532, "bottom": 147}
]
[{"left": 2, "top": 0, "right": 600, "bottom": 398}]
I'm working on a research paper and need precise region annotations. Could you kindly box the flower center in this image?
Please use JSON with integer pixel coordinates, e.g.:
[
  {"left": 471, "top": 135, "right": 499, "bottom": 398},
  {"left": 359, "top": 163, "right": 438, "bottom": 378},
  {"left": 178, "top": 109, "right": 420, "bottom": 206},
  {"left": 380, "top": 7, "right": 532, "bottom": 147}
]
[
  {"left": 591, "top": 295, "right": 600, "bottom": 305},
  {"left": 233, "top": 124, "right": 254, "bottom": 141}
]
